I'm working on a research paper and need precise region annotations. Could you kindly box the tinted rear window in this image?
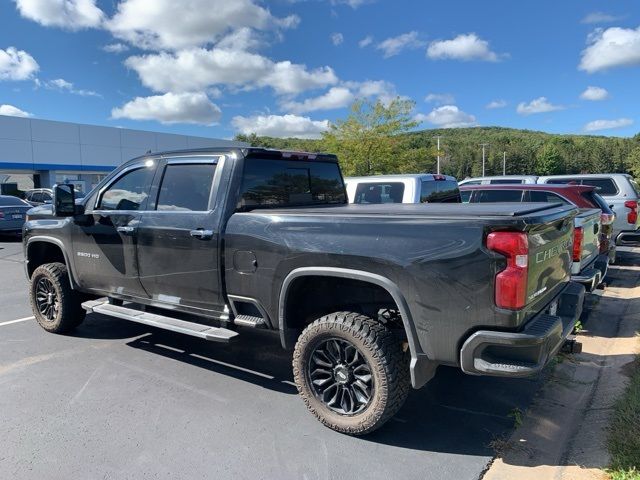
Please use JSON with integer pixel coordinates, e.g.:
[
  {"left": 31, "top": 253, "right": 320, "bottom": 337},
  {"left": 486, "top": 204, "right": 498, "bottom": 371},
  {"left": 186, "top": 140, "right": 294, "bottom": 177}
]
[
  {"left": 580, "top": 178, "right": 618, "bottom": 195},
  {"left": 239, "top": 158, "right": 346, "bottom": 209},
  {"left": 420, "top": 180, "right": 460, "bottom": 203},
  {"left": 460, "top": 190, "right": 471, "bottom": 203},
  {"left": 0, "top": 196, "right": 28, "bottom": 206},
  {"left": 474, "top": 190, "right": 524, "bottom": 203},
  {"left": 353, "top": 182, "right": 404, "bottom": 204}
]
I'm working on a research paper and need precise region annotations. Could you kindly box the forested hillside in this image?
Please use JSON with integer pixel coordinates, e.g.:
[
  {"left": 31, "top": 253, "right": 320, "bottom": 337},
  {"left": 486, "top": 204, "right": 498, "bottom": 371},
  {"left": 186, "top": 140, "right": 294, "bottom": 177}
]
[{"left": 235, "top": 100, "right": 640, "bottom": 180}]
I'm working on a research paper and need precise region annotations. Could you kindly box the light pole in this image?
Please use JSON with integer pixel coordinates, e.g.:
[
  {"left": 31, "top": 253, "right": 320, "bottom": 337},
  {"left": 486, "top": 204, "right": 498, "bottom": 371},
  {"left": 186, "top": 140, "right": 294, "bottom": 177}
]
[
  {"left": 479, "top": 143, "right": 489, "bottom": 177},
  {"left": 503, "top": 151, "right": 506, "bottom": 176},
  {"left": 433, "top": 135, "right": 443, "bottom": 174}
]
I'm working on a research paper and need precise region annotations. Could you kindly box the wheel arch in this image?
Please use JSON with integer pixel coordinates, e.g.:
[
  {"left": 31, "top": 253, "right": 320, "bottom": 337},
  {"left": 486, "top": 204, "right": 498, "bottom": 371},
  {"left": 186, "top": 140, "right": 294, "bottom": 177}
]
[
  {"left": 26, "top": 236, "right": 78, "bottom": 289},
  {"left": 278, "top": 267, "right": 437, "bottom": 388}
]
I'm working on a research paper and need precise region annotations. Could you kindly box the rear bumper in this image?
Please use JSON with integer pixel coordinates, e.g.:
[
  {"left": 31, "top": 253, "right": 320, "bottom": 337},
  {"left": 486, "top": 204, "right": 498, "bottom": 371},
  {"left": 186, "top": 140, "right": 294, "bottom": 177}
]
[
  {"left": 571, "top": 254, "right": 608, "bottom": 292},
  {"left": 616, "top": 230, "right": 640, "bottom": 247},
  {"left": 460, "top": 281, "right": 585, "bottom": 377}
]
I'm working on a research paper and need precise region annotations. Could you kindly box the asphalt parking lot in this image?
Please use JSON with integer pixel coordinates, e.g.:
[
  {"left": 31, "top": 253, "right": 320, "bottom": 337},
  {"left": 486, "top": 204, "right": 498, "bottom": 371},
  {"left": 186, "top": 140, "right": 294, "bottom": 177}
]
[{"left": 0, "top": 236, "right": 605, "bottom": 480}]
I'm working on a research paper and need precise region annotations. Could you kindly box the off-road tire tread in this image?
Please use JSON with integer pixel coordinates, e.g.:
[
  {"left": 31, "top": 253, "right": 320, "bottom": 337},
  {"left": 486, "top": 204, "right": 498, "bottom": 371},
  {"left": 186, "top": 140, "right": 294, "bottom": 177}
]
[
  {"left": 30, "top": 262, "right": 85, "bottom": 333},
  {"left": 293, "top": 311, "right": 410, "bottom": 435}
]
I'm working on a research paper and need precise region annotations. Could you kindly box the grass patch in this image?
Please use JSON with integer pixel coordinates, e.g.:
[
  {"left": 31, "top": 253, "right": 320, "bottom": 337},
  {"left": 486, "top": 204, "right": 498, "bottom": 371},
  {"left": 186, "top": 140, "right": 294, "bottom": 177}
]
[{"left": 608, "top": 356, "right": 640, "bottom": 480}]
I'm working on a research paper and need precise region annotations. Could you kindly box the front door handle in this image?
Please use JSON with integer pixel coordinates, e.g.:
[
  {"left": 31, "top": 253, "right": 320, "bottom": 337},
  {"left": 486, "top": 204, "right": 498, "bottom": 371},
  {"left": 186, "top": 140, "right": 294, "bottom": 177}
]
[
  {"left": 190, "top": 229, "right": 214, "bottom": 240},
  {"left": 117, "top": 226, "right": 136, "bottom": 236}
]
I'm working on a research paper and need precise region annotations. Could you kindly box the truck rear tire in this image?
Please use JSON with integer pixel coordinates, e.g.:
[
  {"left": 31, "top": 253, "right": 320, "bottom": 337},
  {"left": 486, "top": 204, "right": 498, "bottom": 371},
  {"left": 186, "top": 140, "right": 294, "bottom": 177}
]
[
  {"left": 30, "top": 262, "right": 86, "bottom": 334},
  {"left": 292, "top": 311, "right": 410, "bottom": 435}
]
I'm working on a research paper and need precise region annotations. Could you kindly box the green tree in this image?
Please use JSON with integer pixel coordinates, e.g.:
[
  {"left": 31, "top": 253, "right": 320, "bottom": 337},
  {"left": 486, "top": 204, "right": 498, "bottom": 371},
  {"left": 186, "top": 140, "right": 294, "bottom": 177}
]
[
  {"left": 536, "top": 143, "right": 565, "bottom": 175},
  {"left": 321, "top": 97, "right": 419, "bottom": 176},
  {"left": 628, "top": 146, "right": 640, "bottom": 180}
]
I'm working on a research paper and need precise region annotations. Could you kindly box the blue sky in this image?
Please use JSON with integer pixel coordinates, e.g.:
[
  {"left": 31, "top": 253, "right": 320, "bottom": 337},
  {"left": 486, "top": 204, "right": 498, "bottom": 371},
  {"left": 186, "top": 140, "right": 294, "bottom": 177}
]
[{"left": 1, "top": 0, "right": 639, "bottom": 139}]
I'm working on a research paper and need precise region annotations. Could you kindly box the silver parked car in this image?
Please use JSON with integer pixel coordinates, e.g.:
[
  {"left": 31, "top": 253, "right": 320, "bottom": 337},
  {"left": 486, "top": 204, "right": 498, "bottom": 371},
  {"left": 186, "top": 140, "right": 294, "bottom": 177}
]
[
  {"left": 458, "top": 175, "right": 538, "bottom": 186},
  {"left": 345, "top": 174, "right": 461, "bottom": 204},
  {"left": 0, "top": 195, "right": 31, "bottom": 235},
  {"left": 537, "top": 174, "right": 640, "bottom": 246},
  {"left": 24, "top": 188, "right": 53, "bottom": 206}
]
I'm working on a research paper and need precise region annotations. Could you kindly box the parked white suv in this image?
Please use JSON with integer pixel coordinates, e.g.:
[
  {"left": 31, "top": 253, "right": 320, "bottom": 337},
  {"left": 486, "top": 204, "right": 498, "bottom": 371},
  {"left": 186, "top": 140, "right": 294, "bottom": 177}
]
[
  {"left": 345, "top": 174, "right": 461, "bottom": 204},
  {"left": 458, "top": 175, "right": 538, "bottom": 186},
  {"left": 537, "top": 174, "right": 640, "bottom": 246}
]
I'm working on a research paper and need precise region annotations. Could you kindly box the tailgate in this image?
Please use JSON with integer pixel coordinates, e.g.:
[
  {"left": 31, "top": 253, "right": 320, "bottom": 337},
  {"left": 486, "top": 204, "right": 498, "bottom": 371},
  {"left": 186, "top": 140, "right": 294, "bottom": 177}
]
[
  {"left": 526, "top": 214, "right": 573, "bottom": 305},
  {"left": 575, "top": 208, "right": 600, "bottom": 269}
]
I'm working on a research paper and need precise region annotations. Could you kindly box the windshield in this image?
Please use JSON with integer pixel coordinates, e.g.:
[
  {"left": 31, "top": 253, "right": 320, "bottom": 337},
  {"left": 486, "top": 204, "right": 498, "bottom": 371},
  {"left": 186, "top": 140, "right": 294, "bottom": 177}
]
[{"left": 238, "top": 158, "right": 346, "bottom": 210}]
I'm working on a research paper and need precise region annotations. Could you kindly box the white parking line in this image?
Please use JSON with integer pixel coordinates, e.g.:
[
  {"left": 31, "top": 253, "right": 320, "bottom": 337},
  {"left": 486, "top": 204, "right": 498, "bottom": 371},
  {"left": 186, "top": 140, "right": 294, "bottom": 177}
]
[{"left": 0, "top": 316, "right": 35, "bottom": 327}]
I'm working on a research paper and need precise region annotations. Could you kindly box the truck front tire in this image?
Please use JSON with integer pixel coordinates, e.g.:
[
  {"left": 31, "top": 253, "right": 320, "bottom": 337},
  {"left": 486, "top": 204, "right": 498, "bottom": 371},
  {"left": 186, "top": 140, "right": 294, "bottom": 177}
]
[
  {"left": 292, "top": 311, "right": 410, "bottom": 435},
  {"left": 30, "top": 262, "right": 86, "bottom": 334}
]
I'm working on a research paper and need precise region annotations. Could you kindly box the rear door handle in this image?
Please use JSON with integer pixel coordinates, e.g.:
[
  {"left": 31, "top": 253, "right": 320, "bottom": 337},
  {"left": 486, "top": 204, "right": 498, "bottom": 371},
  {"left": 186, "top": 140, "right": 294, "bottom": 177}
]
[
  {"left": 117, "top": 226, "right": 136, "bottom": 236},
  {"left": 190, "top": 229, "right": 214, "bottom": 240}
]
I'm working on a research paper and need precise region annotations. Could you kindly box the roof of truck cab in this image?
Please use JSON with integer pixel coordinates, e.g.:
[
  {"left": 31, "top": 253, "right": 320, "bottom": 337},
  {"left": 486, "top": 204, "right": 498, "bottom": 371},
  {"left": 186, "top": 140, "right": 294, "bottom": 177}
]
[{"left": 125, "top": 147, "right": 338, "bottom": 164}]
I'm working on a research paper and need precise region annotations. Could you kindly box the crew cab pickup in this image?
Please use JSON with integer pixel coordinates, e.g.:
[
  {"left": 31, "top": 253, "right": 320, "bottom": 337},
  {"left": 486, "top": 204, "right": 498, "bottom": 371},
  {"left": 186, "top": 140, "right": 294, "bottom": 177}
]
[{"left": 23, "top": 148, "right": 585, "bottom": 435}]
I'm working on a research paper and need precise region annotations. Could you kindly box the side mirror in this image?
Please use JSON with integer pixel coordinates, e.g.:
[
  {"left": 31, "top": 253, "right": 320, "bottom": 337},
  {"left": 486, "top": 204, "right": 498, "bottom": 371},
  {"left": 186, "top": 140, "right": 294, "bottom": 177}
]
[{"left": 53, "top": 184, "right": 76, "bottom": 217}]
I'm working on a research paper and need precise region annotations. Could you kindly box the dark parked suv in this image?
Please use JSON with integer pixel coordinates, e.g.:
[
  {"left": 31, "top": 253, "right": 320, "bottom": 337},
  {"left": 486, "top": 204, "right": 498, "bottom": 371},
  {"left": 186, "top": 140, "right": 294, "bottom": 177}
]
[{"left": 23, "top": 148, "right": 584, "bottom": 434}]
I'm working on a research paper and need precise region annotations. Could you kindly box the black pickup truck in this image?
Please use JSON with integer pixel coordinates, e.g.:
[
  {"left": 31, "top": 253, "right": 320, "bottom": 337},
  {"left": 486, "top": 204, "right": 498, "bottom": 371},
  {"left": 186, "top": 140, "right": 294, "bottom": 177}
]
[{"left": 23, "top": 148, "right": 584, "bottom": 435}]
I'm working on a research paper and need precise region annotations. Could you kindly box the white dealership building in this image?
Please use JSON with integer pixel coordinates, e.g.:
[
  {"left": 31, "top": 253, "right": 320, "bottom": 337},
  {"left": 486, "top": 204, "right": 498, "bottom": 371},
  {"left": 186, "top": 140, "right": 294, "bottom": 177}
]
[{"left": 0, "top": 114, "right": 246, "bottom": 194}]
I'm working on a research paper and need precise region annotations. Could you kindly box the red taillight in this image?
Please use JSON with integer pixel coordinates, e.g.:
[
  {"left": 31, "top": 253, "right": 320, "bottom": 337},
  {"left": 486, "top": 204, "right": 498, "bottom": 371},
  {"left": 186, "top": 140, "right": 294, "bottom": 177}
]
[
  {"left": 0, "top": 211, "right": 4, "bottom": 219},
  {"left": 600, "top": 213, "right": 615, "bottom": 225},
  {"left": 572, "top": 227, "right": 583, "bottom": 262},
  {"left": 624, "top": 200, "right": 638, "bottom": 224},
  {"left": 487, "top": 232, "right": 529, "bottom": 310}
]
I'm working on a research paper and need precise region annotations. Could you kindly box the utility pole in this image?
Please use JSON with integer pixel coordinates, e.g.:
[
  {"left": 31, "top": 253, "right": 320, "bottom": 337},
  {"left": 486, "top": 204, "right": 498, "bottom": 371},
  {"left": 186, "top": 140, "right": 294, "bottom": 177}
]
[
  {"left": 433, "top": 135, "right": 443, "bottom": 174},
  {"left": 479, "top": 143, "right": 489, "bottom": 177},
  {"left": 503, "top": 151, "right": 506, "bottom": 176}
]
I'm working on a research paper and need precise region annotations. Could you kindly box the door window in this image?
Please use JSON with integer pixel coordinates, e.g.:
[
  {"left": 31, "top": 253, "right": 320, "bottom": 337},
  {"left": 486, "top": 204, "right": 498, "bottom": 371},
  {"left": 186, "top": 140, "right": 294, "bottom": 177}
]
[
  {"left": 580, "top": 178, "right": 618, "bottom": 195},
  {"left": 157, "top": 163, "right": 217, "bottom": 211},
  {"left": 528, "top": 191, "right": 570, "bottom": 205},
  {"left": 420, "top": 180, "right": 460, "bottom": 203},
  {"left": 474, "top": 190, "right": 524, "bottom": 202},
  {"left": 31, "top": 192, "right": 43, "bottom": 203},
  {"left": 98, "top": 167, "right": 155, "bottom": 211}
]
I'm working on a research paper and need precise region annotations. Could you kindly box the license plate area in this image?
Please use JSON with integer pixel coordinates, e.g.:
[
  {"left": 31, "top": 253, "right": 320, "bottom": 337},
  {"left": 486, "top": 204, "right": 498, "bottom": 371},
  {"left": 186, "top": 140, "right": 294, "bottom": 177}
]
[
  {"left": 11, "top": 214, "right": 23, "bottom": 219},
  {"left": 547, "top": 300, "right": 558, "bottom": 317}
]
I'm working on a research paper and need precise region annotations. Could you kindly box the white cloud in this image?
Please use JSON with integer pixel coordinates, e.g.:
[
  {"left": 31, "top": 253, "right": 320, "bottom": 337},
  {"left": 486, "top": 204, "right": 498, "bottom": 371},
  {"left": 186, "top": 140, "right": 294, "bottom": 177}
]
[
  {"left": 486, "top": 99, "right": 507, "bottom": 109},
  {"left": 0, "top": 104, "right": 32, "bottom": 117},
  {"left": 583, "top": 118, "right": 633, "bottom": 132},
  {"left": 38, "top": 77, "right": 101, "bottom": 97},
  {"left": 125, "top": 48, "right": 338, "bottom": 95},
  {"left": 344, "top": 79, "right": 401, "bottom": 105},
  {"left": 516, "top": 97, "right": 565, "bottom": 115},
  {"left": 331, "top": 32, "right": 344, "bottom": 46},
  {"left": 14, "top": 0, "right": 104, "bottom": 30},
  {"left": 581, "top": 12, "right": 625, "bottom": 24},
  {"left": 217, "top": 27, "right": 265, "bottom": 51},
  {"left": 106, "top": 0, "right": 298, "bottom": 50},
  {"left": 358, "top": 35, "right": 373, "bottom": 48},
  {"left": 330, "top": 0, "right": 372, "bottom": 8},
  {"left": 579, "top": 26, "right": 640, "bottom": 73},
  {"left": 425, "top": 93, "right": 455, "bottom": 105},
  {"left": 580, "top": 86, "right": 609, "bottom": 101},
  {"left": 427, "top": 33, "right": 502, "bottom": 62},
  {"left": 102, "top": 43, "right": 129, "bottom": 54},
  {"left": 111, "top": 92, "right": 222, "bottom": 125},
  {"left": 376, "top": 31, "right": 425, "bottom": 58},
  {"left": 232, "top": 114, "right": 329, "bottom": 138},
  {"left": 0, "top": 47, "right": 39, "bottom": 81},
  {"left": 281, "top": 87, "right": 354, "bottom": 113},
  {"left": 415, "top": 105, "right": 477, "bottom": 128}
]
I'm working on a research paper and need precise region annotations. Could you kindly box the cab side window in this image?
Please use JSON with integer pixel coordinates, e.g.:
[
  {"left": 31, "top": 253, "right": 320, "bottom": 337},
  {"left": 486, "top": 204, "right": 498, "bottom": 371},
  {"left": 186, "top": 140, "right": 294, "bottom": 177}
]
[
  {"left": 98, "top": 167, "right": 155, "bottom": 211},
  {"left": 156, "top": 163, "right": 217, "bottom": 211},
  {"left": 528, "top": 191, "right": 570, "bottom": 205}
]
